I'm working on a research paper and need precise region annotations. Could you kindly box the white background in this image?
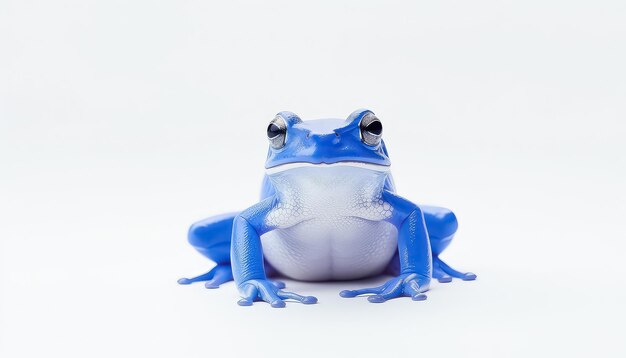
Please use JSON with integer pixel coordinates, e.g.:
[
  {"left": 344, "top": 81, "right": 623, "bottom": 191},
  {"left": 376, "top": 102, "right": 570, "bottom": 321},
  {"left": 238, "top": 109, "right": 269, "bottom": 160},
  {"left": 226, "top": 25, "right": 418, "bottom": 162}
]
[{"left": 1, "top": 1, "right": 625, "bottom": 357}]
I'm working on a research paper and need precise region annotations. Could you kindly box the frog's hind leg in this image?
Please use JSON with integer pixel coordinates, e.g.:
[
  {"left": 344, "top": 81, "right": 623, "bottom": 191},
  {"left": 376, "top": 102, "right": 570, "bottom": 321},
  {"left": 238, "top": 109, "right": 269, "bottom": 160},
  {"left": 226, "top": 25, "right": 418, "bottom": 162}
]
[
  {"left": 178, "top": 213, "right": 236, "bottom": 288},
  {"left": 422, "top": 206, "right": 477, "bottom": 282},
  {"left": 178, "top": 213, "right": 286, "bottom": 289}
]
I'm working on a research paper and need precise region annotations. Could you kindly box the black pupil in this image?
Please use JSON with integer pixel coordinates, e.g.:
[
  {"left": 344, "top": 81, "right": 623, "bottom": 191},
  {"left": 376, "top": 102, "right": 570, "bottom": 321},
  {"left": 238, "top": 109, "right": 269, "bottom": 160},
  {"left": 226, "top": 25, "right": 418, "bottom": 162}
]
[
  {"left": 365, "top": 120, "right": 382, "bottom": 135},
  {"left": 267, "top": 123, "right": 284, "bottom": 138}
]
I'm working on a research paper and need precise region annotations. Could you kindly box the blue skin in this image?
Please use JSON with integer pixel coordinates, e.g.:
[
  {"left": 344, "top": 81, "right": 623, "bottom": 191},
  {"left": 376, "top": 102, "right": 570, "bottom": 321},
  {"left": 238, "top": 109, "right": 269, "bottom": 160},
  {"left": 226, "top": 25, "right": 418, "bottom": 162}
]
[{"left": 179, "top": 109, "right": 476, "bottom": 307}]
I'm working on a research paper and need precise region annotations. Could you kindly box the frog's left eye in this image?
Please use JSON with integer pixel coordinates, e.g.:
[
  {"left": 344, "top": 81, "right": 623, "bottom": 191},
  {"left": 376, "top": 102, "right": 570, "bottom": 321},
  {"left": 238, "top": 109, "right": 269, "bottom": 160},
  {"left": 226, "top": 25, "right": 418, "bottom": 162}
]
[
  {"left": 267, "top": 116, "right": 287, "bottom": 149},
  {"left": 359, "top": 113, "right": 383, "bottom": 146}
]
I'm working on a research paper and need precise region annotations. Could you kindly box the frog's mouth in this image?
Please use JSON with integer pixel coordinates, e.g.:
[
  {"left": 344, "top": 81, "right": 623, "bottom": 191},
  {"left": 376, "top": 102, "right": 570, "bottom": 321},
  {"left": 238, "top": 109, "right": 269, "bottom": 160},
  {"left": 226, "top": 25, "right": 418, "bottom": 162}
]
[{"left": 265, "top": 161, "right": 390, "bottom": 175}]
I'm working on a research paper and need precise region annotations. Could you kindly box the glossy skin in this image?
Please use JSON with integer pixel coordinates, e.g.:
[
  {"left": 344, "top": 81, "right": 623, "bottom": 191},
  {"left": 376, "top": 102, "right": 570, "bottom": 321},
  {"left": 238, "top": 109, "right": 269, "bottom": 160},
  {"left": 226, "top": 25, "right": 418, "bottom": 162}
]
[{"left": 179, "top": 109, "right": 476, "bottom": 307}]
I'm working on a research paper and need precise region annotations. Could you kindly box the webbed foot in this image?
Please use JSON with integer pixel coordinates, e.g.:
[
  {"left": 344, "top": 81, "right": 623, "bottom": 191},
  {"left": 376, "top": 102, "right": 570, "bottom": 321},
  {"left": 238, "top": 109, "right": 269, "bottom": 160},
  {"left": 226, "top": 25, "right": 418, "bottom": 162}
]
[
  {"left": 179, "top": 268, "right": 286, "bottom": 291},
  {"left": 339, "top": 273, "right": 429, "bottom": 303},
  {"left": 433, "top": 256, "right": 477, "bottom": 282},
  {"left": 177, "top": 264, "right": 234, "bottom": 288},
  {"left": 237, "top": 279, "right": 317, "bottom": 308},
  {"left": 432, "top": 266, "right": 453, "bottom": 283}
]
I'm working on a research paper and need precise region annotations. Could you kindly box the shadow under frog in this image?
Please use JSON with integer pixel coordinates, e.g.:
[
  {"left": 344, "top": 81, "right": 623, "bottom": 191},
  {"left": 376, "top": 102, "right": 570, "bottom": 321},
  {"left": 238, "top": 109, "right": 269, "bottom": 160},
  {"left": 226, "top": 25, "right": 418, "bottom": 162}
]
[{"left": 179, "top": 109, "right": 476, "bottom": 307}]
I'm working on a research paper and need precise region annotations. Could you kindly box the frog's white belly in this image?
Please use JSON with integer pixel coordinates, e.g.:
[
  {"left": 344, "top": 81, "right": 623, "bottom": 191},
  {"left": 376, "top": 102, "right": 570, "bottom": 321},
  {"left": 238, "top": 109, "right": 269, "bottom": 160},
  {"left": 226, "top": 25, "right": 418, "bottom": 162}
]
[
  {"left": 262, "top": 218, "right": 398, "bottom": 281},
  {"left": 261, "top": 163, "right": 398, "bottom": 281}
]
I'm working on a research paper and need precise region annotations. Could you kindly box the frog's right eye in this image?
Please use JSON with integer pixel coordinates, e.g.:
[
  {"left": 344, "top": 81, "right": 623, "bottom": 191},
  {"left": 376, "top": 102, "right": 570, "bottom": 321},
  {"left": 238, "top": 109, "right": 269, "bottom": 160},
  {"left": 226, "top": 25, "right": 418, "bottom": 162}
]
[{"left": 267, "top": 116, "right": 287, "bottom": 149}]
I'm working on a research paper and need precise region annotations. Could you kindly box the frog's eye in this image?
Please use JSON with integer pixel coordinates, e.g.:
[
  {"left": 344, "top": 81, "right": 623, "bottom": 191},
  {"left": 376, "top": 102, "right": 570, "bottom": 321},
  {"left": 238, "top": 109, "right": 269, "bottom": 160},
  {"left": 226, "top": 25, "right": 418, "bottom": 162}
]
[
  {"left": 267, "top": 115, "right": 287, "bottom": 149},
  {"left": 359, "top": 113, "right": 383, "bottom": 146}
]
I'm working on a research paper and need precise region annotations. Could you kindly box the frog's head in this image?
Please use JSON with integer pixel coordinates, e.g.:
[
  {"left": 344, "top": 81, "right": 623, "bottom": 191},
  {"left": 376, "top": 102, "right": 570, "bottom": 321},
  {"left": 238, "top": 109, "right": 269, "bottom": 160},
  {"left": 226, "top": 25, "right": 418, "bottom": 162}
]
[{"left": 264, "top": 109, "right": 391, "bottom": 173}]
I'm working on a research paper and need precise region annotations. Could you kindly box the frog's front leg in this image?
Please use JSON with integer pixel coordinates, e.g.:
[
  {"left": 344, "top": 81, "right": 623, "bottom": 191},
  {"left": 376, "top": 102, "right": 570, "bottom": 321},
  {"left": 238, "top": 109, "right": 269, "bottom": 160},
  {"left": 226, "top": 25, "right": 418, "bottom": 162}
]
[
  {"left": 340, "top": 191, "right": 431, "bottom": 303},
  {"left": 231, "top": 198, "right": 318, "bottom": 308}
]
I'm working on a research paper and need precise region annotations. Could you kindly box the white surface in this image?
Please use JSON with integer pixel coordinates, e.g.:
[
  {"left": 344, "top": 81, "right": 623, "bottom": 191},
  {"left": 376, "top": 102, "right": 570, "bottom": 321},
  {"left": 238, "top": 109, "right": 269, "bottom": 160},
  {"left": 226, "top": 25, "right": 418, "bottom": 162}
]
[{"left": 1, "top": 1, "right": 625, "bottom": 357}]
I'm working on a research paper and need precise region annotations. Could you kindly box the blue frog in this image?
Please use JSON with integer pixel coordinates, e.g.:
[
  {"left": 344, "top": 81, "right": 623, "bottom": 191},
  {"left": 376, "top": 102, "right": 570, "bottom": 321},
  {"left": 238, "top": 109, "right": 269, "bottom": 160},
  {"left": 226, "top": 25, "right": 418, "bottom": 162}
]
[{"left": 179, "top": 109, "right": 476, "bottom": 307}]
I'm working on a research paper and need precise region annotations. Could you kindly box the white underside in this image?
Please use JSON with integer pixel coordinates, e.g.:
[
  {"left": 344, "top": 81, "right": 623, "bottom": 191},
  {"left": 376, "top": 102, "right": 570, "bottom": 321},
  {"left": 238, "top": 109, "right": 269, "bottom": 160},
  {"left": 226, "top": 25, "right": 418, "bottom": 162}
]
[{"left": 261, "top": 163, "right": 397, "bottom": 281}]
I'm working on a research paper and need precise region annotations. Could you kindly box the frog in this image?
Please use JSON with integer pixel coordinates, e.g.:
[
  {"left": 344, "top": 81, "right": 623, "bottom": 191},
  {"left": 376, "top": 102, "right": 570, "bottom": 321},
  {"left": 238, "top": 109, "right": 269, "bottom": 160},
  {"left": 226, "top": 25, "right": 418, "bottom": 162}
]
[{"left": 178, "top": 109, "right": 476, "bottom": 307}]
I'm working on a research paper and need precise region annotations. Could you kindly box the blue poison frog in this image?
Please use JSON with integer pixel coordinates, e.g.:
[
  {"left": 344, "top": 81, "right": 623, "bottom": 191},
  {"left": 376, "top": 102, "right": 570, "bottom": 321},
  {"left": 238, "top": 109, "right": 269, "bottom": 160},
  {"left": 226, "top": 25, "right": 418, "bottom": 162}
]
[{"left": 179, "top": 109, "right": 476, "bottom": 307}]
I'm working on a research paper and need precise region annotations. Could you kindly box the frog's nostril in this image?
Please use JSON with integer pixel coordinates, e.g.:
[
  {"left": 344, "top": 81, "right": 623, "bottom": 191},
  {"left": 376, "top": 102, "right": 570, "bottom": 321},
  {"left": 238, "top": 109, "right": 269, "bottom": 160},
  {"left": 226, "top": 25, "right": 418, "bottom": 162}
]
[
  {"left": 335, "top": 132, "right": 340, "bottom": 137},
  {"left": 306, "top": 133, "right": 310, "bottom": 139}
]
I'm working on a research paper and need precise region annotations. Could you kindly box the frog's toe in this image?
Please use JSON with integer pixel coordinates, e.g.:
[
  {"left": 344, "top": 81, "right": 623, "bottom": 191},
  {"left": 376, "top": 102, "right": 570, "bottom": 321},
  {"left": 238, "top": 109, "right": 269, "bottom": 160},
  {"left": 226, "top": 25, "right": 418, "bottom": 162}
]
[
  {"left": 179, "top": 264, "right": 234, "bottom": 286},
  {"left": 277, "top": 290, "right": 318, "bottom": 304},
  {"left": 177, "top": 278, "right": 193, "bottom": 285},
  {"left": 434, "top": 257, "right": 477, "bottom": 281},
  {"left": 367, "top": 295, "right": 386, "bottom": 303},
  {"left": 433, "top": 266, "right": 453, "bottom": 283},
  {"left": 366, "top": 282, "right": 404, "bottom": 303},
  {"left": 339, "top": 283, "right": 387, "bottom": 298},
  {"left": 433, "top": 268, "right": 452, "bottom": 283},
  {"left": 237, "top": 298, "right": 254, "bottom": 306},
  {"left": 178, "top": 271, "right": 215, "bottom": 285},
  {"left": 204, "top": 275, "right": 232, "bottom": 288},
  {"left": 462, "top": 272, "right": 477, "bottom": 281},
  {"left": 271, "top": 280, "right": 286, "bottom": 289},
  {"left": 270, "top": 300, "right": 286, "bottom": 308},
  {"left": 341, "top": 274, "right": 428, "bottom": 303},
  {"left": 339, "top": 290, "right": 356, "bottom": 298},
  {"left": 204, "top": 265, "right": 234, "bottom": 289},
  {"left": 238, "top": 280, "right": 316, "bottom": 307}
]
